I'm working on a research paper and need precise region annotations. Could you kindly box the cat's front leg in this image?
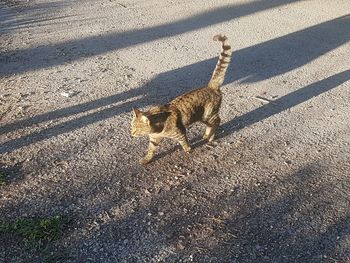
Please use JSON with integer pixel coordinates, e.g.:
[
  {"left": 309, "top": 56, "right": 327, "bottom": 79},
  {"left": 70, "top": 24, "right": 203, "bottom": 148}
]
[{"left": 139, "top": 136, "right": 162, "bottom": 165}]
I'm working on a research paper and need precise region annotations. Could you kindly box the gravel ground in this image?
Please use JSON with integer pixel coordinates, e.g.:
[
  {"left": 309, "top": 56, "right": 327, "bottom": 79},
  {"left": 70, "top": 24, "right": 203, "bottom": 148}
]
[{"left": 1, "top": 0, "right": 350, "bottom": 262}]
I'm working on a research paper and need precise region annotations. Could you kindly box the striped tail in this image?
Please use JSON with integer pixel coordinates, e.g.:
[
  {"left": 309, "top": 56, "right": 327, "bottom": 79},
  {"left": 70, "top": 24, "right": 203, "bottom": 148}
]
[{"left": 208, "top": 34, "right": 232, "bottom": 90}]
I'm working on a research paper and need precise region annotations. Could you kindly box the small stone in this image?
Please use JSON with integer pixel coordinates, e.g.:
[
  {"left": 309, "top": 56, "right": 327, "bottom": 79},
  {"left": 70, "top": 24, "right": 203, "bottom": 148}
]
[
  {"left": 60, "top": 91, "right": 76, "bottom": 97},
  {"left": 61, "top": 91, "right": 71, "bottom": 97},
  {"left": 284, "top": 160, "right": 292, "bottom": 165},
  {"left": 158, "top": 212, "right": 164, "bottom": 216},
  {"left": 20, "top": 93, "right": 29, "bottom": 98}
]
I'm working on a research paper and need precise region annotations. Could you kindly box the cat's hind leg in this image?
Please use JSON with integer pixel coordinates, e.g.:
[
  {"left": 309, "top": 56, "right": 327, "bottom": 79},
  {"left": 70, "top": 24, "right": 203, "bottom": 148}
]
[{"left": 203, "top": 114, "right": 220, "bottom": 143}]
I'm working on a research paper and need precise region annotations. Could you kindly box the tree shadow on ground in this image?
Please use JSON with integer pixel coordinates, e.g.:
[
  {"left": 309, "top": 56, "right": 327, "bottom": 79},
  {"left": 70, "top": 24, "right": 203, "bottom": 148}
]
[
  {"left": 1, "top": 14, "right": 350, "bottom": 153},
  {"left": 192, "top": 166, "right": 350, "bottom": 262},
  {"left": 85, "top": 163, "right": 350, "bottom": 262},
  {"left": 2, "top": 152, "right": 349, "bottom": 262},
  {"left": 1, "top": 66, "right": 349, "bottom": 154},
  {"left": 0, "top": 0, "right": 295, "bottom": 75},
  {"left": 0, "top": 0, "right": 71, "bottom": 34},
  {"left": 0, "top": 161, "right": 24, "bottom": 184},
  {"left": 218, "top": 69, "right": 350, "bottom": 138},
  {"left": 214, "top": 167, "right": 349, "bottom": 262},
  {"left": 13, "top": 161, "right": 345, "bottom": 262}
]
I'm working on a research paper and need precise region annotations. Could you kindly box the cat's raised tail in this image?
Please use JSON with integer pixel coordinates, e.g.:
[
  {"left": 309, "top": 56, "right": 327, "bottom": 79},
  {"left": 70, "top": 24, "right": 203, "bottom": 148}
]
[{"left": 208, "top": 34, "right": 232, "bottom": 90}]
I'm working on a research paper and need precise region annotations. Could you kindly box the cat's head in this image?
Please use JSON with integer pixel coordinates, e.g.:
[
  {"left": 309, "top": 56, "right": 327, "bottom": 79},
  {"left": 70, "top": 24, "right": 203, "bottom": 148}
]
[{"left": 131, "top": 108, "right": 153, "bottom": 137}]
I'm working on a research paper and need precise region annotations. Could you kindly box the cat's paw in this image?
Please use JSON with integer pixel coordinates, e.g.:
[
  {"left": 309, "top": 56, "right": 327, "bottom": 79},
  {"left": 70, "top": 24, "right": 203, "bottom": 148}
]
[
  {"left": 139, "top": 158, "right": 151, "bottom": 165},
  {"left": 184, "top": 146, "right": 192, "bottom": 153},
  {"left": 206, "top": 141, "right": 218, "bottom": 148}
]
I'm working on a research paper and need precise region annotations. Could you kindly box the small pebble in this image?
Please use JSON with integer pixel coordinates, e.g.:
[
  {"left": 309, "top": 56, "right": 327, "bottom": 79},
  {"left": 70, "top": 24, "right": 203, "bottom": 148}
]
[
  {"left": 284, "top": 160, "right": 292, "bottom": 165},
  {"left": 60, "top": 91, "right": 76, "bottom": 98}
]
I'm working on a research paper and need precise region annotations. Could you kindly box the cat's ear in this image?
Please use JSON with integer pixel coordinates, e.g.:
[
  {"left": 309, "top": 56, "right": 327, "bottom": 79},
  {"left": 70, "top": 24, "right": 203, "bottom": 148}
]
[
  {"left": 133, "top": 108, "right": 150, "bottom": 125},
  {"left": 140, "top": 115, "right": 150, "bottom": 125},
  {"left": 133, "top": 108, "right": 142, "bottom": 117}
]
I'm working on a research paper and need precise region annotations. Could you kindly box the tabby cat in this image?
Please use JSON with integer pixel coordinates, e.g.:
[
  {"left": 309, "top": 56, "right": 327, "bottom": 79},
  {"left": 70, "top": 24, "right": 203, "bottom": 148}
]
[{"left": 131, "top": 34, "right": 232, "bottom": 164}]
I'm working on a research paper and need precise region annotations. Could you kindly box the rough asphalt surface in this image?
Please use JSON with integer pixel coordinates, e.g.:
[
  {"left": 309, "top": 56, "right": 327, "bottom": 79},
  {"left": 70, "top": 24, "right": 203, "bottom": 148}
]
[{"left": 1, "top": 0, "right": 350, "bottom": 262}]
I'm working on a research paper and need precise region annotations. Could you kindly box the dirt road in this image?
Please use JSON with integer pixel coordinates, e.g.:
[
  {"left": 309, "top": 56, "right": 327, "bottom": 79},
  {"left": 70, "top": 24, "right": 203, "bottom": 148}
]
[{"left": 1, "top": 0, "right": 350, "bottom": 262}]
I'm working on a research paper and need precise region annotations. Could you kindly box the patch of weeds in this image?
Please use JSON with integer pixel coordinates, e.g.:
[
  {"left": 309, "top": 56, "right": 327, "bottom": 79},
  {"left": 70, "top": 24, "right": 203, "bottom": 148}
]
[
  {"left": 0, "top": 171, "right": 6, "bottom": 186},
  {"left": 0, "top": 216, "right": 69, "bottom": 250}
]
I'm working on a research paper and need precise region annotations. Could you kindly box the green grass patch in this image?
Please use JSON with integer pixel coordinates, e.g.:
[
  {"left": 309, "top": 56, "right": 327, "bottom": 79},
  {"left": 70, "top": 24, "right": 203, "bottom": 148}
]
[
  {"left": 0, "top": 216, "right": 68, "bottom": 249},
  {"left": 0, "top": 171, "right": 6, "bottom": 186}
]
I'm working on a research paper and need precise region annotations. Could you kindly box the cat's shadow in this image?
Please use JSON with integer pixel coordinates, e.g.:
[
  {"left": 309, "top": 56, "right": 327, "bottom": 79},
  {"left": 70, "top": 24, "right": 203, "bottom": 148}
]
[{"left": 150, "top": 134, "right": 212, "bottom": 163}]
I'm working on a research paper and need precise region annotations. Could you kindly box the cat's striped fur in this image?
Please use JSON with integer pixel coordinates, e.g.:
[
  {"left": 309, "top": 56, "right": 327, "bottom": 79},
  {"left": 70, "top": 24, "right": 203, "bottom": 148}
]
[{"left": 131, "top": 34, "right": 232, "bottom": 164}]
